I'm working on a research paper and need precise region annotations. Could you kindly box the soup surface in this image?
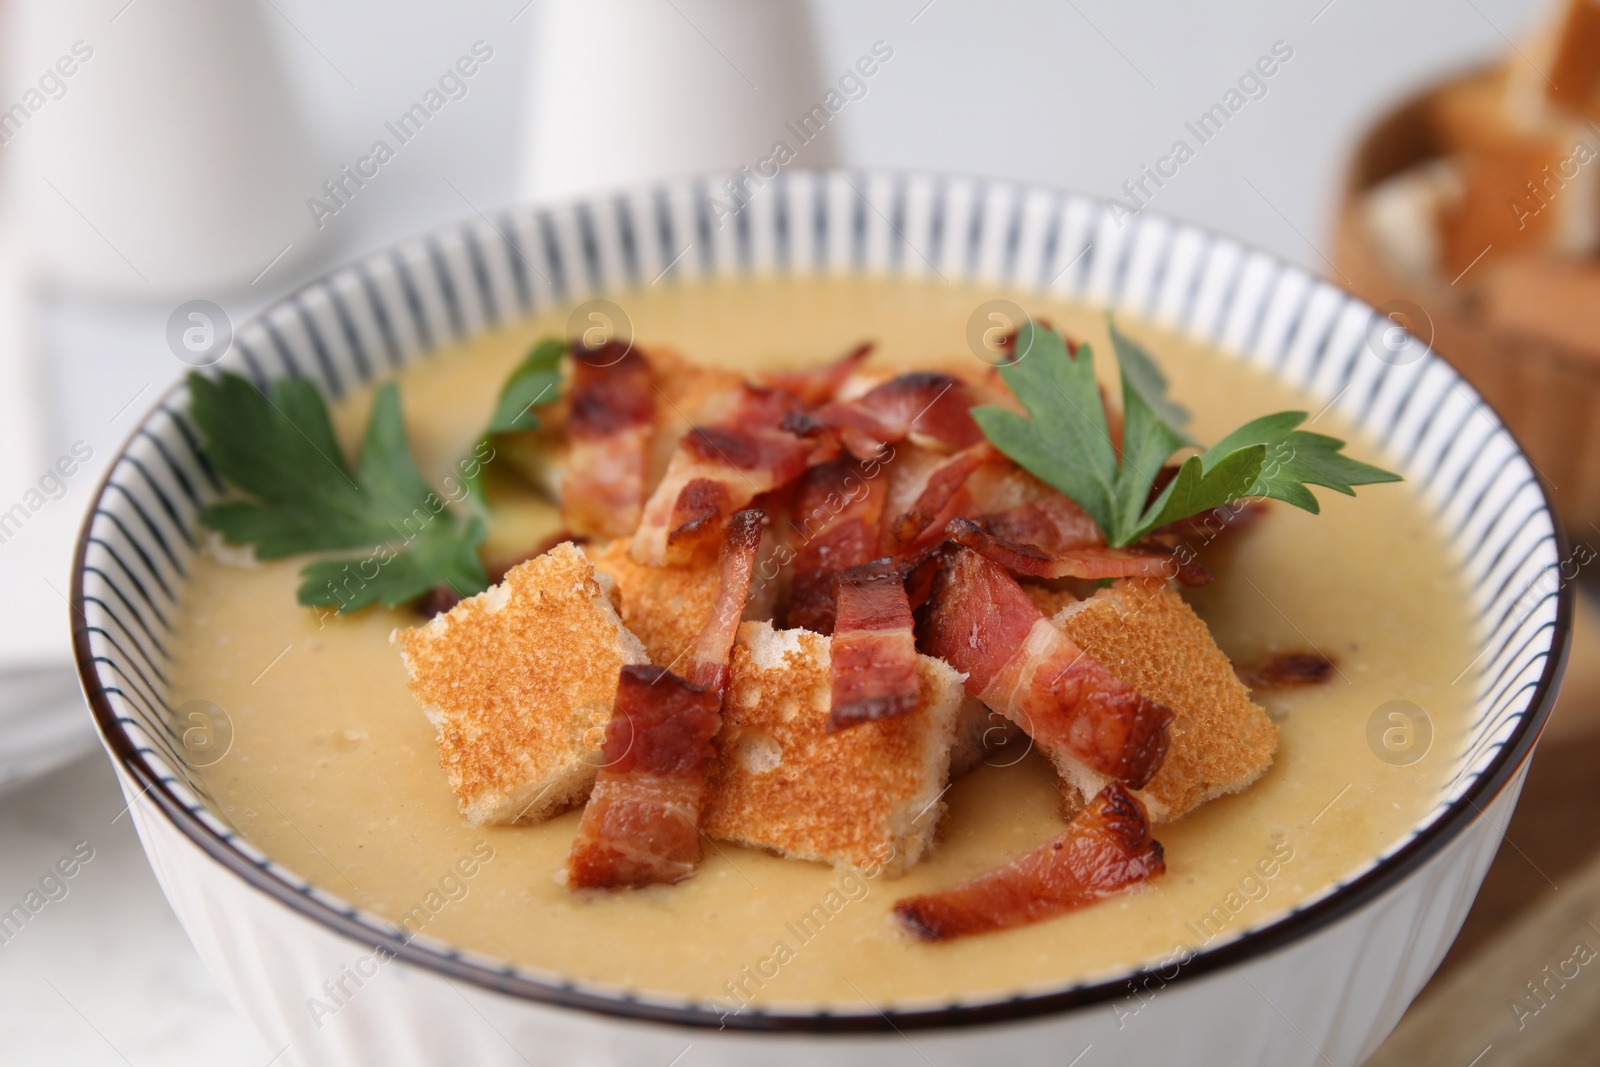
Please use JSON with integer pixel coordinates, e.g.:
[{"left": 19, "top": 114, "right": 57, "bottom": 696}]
[{"left": 173, "top": 276, "right": 1479, "bottom": 1012}]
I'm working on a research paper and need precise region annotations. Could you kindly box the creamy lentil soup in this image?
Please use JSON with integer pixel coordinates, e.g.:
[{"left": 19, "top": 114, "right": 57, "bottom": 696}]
[{"left": 173, "top": 276, "right": 1477, "bottom": 1010}]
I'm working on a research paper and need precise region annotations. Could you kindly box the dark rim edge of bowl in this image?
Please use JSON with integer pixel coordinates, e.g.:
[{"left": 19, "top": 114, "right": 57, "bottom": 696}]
[{"left": 69, "top": 186, "right": 1575, "bottom": 1036}]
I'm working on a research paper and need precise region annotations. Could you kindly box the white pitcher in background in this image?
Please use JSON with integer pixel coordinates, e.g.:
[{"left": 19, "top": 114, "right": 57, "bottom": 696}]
[
  {"left": 518, "top": 0, "right": 835, "bottom": 201},
  {"left": 1, "top": 0, "right": 321, "bottom": 295}
]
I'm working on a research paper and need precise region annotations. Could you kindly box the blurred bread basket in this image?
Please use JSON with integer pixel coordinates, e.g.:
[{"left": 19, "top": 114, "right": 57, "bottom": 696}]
[{"left": 1335, "top": 0, "right": 1600, "bottom": 532}]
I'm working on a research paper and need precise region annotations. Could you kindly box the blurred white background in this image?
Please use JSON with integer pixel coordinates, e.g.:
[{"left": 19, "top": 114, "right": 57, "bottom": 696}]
[{"left": 0, "top": 0, "right": 1541, "bottom": 1062}]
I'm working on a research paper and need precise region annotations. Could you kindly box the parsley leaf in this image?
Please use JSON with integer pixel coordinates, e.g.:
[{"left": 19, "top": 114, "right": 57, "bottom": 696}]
[
  {"left": 295, "top": 513, "right": 486, "bottom": 612},
  {"left": 972, "top": 325, "right": 1122, "bottom": 531},
  {"left": 188, "top": 371, "right": 488, "bottom": 611},
  {"left": 486, "top": 337, "right": 565, "bottom": 434},
  {"left": 1139, "top": 446, "right": 1268, "bottom": 532},
  {"left": 973, "top": 319, "right": 1401, "bottom": 547},
  {"left": 463, "top": 336, "right": 565, "bottom": 507},
  {"left": 1109, "top": 320, "right": 1194, "bottom": 435},
  {"left": 1195, "top": 410, "right": 1402, "bottom": 514}
]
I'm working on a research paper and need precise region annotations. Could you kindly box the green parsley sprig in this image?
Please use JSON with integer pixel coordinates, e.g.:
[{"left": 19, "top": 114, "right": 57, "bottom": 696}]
[
  {"left": 188, "top": 336, "right": 567, "bottom": 615},
  {"left": 188, "top": 372, "right": 488, "bottom": 612},
  {"left": 461, "top": 336, "right": 565, "bottom": 508},
  {"left": 971, "top": 320, "right": 1400, "bottom": 548}
]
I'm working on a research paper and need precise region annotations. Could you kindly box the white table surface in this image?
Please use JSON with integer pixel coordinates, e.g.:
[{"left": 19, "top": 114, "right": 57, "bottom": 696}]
[
  {"left": 0, "top": 752, "right": 269, "bottom": 1064},
  {"left": 0, "top": 0, "right": 1548, "bottom": 1063}
]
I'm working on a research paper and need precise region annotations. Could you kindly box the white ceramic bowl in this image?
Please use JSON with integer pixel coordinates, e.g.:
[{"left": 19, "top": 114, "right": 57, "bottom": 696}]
[{"left": 73, "top": 170, "right": 1571, "bottom": 1066}]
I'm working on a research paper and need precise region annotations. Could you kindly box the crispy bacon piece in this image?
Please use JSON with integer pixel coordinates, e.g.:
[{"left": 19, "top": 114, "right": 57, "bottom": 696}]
[
  {"left": 828, "top": 559, "right": 919, "bottom": 730},
  {"left": 568, "top": 511, "right": 766, "bottom": 889},
  {"left": 759, "top": 341, "right": 874, "bottom": 405},
  {"left": 949, "top": 460, "right": 1212, "bottom": 587},
  {"left": 1166, "top": 499, "right": 1271, "bottom": 546},
  {"left": 1143, "top": 464, "right": 1272, "bottom": 548},
  {"left": 806, "top": 371, "right": 985, "bottom": 461},
  {"left": 632, "top": 386, "right": 818, "bottom": 565},
  {"left": 957, "top": 458, "right": 1207, "bottom": 584},
  {"left": 899, "top": 544, "right": 945, "bottom": 614},
  {"left": 1235, "top": 652, "right": 1335, "bottom": 691},
  {"left": 917, "top": 547, "right": 1173, "bottom": 787},
  {"left": 684, "top": 509, "right": 768, "bottom": 691},
  {"left": 978, "top": 499, "right": 1101, "bottom": 554},
  {"left": 566, "top": 666, "right": 722, "bottom": 888},
  {"left": 561, "top": 341, "right": 656, "bottom": 539},
  {"left": 893, "top": 783, "right": 1164, "bottom": 940},
  {"left": 947, "top": 517, "right": 1194, "bottom": 583},
  {"left": 962, "top": 458, "right": 1107, "bottom": 555},
  {"left": 882, "top": 445, "right": 954, "bottom": 532},
  {"left": 1174, "top": 555, "right": 1212, "bottom": 587},
  {"left": 786, "top": 456, "right": 890, "bottom": 634},
  {"left": 882, "top": 444, "right": 990, "bottom": 557},
  {"left": 419, "top": 584, "right": 463, "bottom": 618},
  {"left": 967, "top": 465, "right": 1103, "bottom": 544},
  {"left": 788, "top": 441, "right": 992, "bottom": 634}
]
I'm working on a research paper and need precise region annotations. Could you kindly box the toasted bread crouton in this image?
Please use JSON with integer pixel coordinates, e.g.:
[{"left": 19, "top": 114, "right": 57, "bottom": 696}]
[
  {"left": 1053, "top": 578, "right": 1276, "bottom": 822},
  {"left": 589, "top": 538, "right": 718, "bottom": 667},
  {"left": 392, "top": 543, "right": 648, "bottom": 826},
  {"left": 644, "top": 346, "right": 744, "bottom": 488},
  {"left": 703, "top": 621, "right": 967, "bottom": 876},
  {"left": 947, "top": 696, "right": 1020, "bottom": 779}
]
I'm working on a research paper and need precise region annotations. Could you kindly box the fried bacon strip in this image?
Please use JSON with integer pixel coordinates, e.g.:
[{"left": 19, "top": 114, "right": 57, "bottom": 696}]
[
  {"left": 786, "top": 456, "right": 890, "bottom": 634},
  {"left": 684, "top": 509, "right": 768, "bottom": 691},
  {"left": 828, "top": 558, "right": 919, "bottom": 730},
  {"left": 949, "top": 470, "right": 1211, "bottom": 585},
  {"left": 1141, "top": 463, "right": 1272, "bottom": 548},
  {"left": 959, "top": 456, "right": 1153, "bottom": 571},
  {"left": 804, "top": 371, "right": 985, "bottom": 461},
  {"left": 881, "top": 444, "right": 990, "bottom": 557},
  {"left": 946, "top": 517, "right": 1195, "bottom": 584},
  {"left": 565, "top": 666, "right": 722, "bottom": 889},
  {"left": 1171, "top": 501, "right": 1268, "bottom": 542},
  {"left": 561, "top": 341, "right": 656, "bottom": 539},
  {"left": 1235, "top": 652, "right": 1335, "bottom": 691},
  {"left": 1163, "top": 498, "right": 1270, "bottom": 548},
  {"left": 893, "top": 783, "right": 1164, "bottom": 941},
  {"left": 976, "top": 498, "right": 1102, "bottom": 554},
  {"left": 568, "top": 510, "right": 766, "bottom": 889},
  {"left": 964, "top": 458, "right": 1106, "bottom": 552},
  {"left": 917, "top": 547, "right": 1173, "bottom": 787},
  {"left": 787, "top": 441, "right": 990, "bottom": 635},
  {"left": 953, "top": 460, "right": 1212, "bottom": 585},
  {"left": 759, "top": 341, "right": 874, "bottom": 405},
  {"left": 631, "top": 386, "right": 818, "bottom": 566}
]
